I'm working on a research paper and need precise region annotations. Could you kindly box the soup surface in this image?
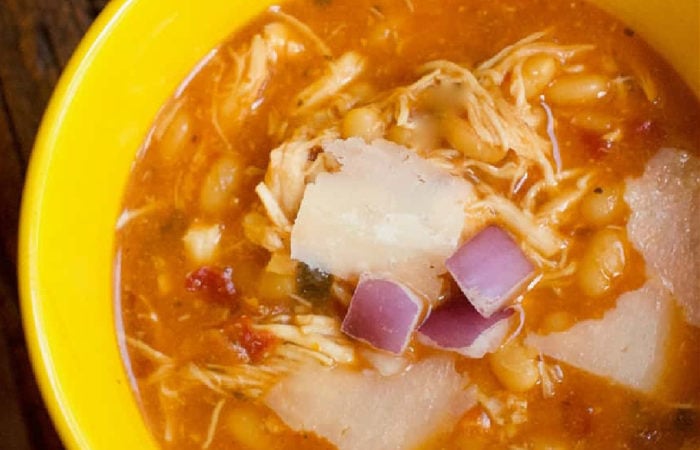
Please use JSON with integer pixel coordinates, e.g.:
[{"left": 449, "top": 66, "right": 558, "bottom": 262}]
[{"left": 115, "top": 0, "right": 700, "bottom": 448}]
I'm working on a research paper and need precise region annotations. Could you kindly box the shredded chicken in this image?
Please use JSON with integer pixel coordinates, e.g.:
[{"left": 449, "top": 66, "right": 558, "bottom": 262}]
[
  {"left": 476, "top": 32, "right": 593, "bottom": 108},
  {"left": 537, "top": 358, "right": 564, "bottom": 398},
  {"left": 242, "top": 211, "right": 285, "bottom": 252},
  {"left": 536, "top": 172, "right": 596, "bottom": 226},
  {"left": 182, "top": 224, "right": 222, "bottom": 263},
  {"left": 477, "top": 389, "right": 529, "bottom": 427},
  {"left": 261, "top": 324, "right": 354, "bottom": 361},
  {"left": 212, "top": 19, "right": 317, "bottom": 146},
  {"left": 418, "top": 59, "right": 556, "bottom": 182},
  {"left": 473, "top": 195, "right": 566, "bottom": 258},
  {"left": 263, "top": 139, "right": 317, "bottom": 220},
  {"left": 255, "top": 183, "right": 292, "bottom": 231},
  {"left": 128, "top": 314, "right": 354, "bottom": 403},
  {"left": 293, "top": 52, "right": 366, "bottom": 114},
  {"left": 126, "top": 336, "right": 172, "bottom": 365},
  {"left": 202, "top": 399, "right": 226, "bottom": 449},
  {"left": 213, "top": 35, "right": 269, "bottom": 146},
  {"left": 247, "top": 31, "right": 607, "bottom": 268},
  {"left": 270, "top": 9, "right": 332, "bottom": 57}
]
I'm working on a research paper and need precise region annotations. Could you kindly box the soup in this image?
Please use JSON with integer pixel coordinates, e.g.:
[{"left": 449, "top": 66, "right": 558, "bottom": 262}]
[{"left": 115, "top": 0, "right": 700, "bottom": 448}]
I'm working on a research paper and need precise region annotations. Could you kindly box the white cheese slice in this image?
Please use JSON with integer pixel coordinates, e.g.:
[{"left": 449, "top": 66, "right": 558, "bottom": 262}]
[
  {"left": 526, "top": 279, "right": 673, "bottom": 394},
  {"left": 625, "top": 147, "right": 700, "bottom": 327},
  {"left": 291, "top": 138, "right": 474, "bottom": 300},
  {"left": 264, "top": 356, "right": 476, "bottom": 450}
]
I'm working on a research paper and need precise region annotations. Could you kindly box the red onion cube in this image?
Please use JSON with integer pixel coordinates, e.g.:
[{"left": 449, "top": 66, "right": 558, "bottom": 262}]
[
  {"left": 418, "top": 296, "right": 513, "bottom": 358},
  {"left": 446, "top": 225, "right": 534, "bottom": 318},
  {"left": 341, "top": 277, "right": 425, "bottom": 354}
]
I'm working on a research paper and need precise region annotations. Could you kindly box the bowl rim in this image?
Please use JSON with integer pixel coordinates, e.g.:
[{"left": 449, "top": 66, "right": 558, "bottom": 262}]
[
  {"left": 18, "top": 0, "right": 276, "bottom": 447},
  {"left": 19, "top": 1, "right": 134, "bottom": 447}
]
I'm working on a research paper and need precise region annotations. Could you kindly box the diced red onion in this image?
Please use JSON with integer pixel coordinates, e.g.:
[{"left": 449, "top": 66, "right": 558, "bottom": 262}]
[
  {"left": 341, "top": 277, "right": 425, "bottom": 354},
  {"left": 418, "top": 295, "right": 513, "bottom": 358},
  {"left": 446, "top": 225, "right": 534, "bottom": 318}
]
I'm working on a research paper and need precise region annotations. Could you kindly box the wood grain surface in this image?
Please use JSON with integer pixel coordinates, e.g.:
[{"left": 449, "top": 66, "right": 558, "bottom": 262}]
[{"left": 0, "top": 0, "right": 108, "bottom": 448}]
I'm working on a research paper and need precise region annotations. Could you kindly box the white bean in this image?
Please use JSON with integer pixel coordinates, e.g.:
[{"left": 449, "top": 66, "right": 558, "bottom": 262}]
[
  {"left": 200, "top": 155, "right": 242, "bottom": 215},
  {"left": 157, "top": 106, "right": 192, "bottom": 161},
  {"left": 346, "top": 82, "right": 376, "bottom": 102},
  {"left": 571, "top": 111, "right": 616, "bottom": 134},
  {"left": 489, "top": 341, "right": 539, "bottom": 392},
  {"left": 387, "top": 120, "right": 440, "bottom": 150},
  {"left": 545, "top": 73, "right": 609, "bottom": 105},
  {"left": 540, "top": 311, "right": 575, "bottom": 333},
  {"left": 577, "top": 228, "right": 627, "bottom": 297},
  {"left": 225, "top": 406, "right": 274, "bottom": 450},
  {"left": 522, "top": 54, "right": 557, "bottom": 99},
  {"left": 386, "top": 125, "right": 413, "bottom": 147},
  {"left": 580, "top": 183, "right": 625, "bottom": 227},
  {"left": 341, "top": 107, "right": 383, "bottom": 141},
  {"left": 258, "top": 271, "right": 295, "bottom": 301},
  {"left": 442, "top": 115, "right": 506, "bottom": 163}
]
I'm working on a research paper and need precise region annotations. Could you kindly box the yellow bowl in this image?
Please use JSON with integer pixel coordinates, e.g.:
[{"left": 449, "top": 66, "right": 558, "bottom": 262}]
[{"left": 18, "top": 0, "right": 699, "bottom": 449}]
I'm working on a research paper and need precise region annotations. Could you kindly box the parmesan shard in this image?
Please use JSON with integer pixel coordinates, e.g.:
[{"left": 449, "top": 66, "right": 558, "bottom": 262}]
[
  {"left": 526, "top": 280, "right": 673, "bottom": 393},
  {"left": 291, "top": 138, "right": 475, "bottom": 300},
  {"left": 264, "top": 356, "right": 476, "bottom": 450},
  {"left": 625, "top": 147, "right": 700, "bottom": 327}
]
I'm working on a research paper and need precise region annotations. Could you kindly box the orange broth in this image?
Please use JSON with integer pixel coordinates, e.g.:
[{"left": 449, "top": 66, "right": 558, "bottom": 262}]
[{"left": 115, "top": 0, "right": 700, "bottom": 448}]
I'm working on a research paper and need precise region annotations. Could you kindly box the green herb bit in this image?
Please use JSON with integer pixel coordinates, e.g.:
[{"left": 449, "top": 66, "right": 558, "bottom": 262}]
[{"left": 296, "top": 262, "right": 333, "bottom": 303}]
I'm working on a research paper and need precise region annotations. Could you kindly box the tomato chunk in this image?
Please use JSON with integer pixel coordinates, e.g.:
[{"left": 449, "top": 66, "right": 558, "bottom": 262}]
[{"left": 185, "top": 265, "right": 236, "bottom": 301}]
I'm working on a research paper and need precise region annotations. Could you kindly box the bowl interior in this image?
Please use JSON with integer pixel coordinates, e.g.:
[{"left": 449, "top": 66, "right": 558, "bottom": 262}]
[
  {"left": 589, "top": 0, "right": 699, "bottom": 98},
  {"left": 19, "top": 0, "right": 699, "bottom": 449}
]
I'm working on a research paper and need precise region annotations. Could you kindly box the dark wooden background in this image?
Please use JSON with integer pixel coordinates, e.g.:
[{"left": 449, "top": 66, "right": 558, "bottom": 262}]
[{"left": 0, "top": 0, "right": 108, "bottom": 448}]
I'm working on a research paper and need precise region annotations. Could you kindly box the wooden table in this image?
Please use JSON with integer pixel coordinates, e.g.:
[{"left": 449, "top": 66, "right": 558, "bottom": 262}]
[{"left": 0, "top": 1, "right": 108, "bottom": 448}]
